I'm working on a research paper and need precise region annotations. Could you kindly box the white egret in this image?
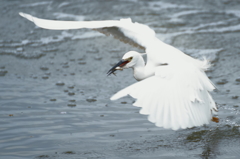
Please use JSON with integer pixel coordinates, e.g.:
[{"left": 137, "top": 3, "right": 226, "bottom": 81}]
[{"left": 19, "top": 12, "right": 219, "bottom": 130}]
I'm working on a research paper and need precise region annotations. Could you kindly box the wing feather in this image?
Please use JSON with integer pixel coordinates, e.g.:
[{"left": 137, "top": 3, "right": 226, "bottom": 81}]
[
  {"left": 19, "top": 12, "right": 156, "bottom": 50},
  {"left": 111, "top": 61, "right": 217, "bottom": 130},
  {"left": 94, "top": 27, "right": 145, "bottom": 50}
]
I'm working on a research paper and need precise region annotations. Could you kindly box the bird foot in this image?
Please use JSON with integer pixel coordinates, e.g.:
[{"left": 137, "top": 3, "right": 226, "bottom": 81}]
[{"left": 211, "top": 117, "right": 219, "bottom": 123}]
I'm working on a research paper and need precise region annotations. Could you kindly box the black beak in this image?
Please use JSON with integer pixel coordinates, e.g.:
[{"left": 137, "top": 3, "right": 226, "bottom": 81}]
[{"left": 107, "top": 59, "right": 129, "bottom": 76}]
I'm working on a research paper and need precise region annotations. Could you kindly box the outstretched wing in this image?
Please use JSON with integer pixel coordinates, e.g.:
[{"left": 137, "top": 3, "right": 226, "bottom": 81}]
[
  {"left": 19, "top": 12, "right": 156, "bottom": 50},
  {"left": 111, "top": 60, "right": 217, "bottom": 130}
]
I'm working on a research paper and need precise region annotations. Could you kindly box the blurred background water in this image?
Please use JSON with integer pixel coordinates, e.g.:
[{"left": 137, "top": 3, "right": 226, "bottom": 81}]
[{"left": 0, "top": 0, "right": 240, "bottom": 158}]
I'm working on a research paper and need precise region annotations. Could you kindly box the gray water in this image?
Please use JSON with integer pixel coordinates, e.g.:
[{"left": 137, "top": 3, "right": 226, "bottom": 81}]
[{"left": 0, "top": 0, "right": 240, "bottom": 158}]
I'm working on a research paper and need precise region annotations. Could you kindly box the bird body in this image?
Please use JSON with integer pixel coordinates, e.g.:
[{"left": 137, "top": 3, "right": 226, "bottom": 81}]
[{"left": 19, "top": 12, "right": 218, "bottom": 130}]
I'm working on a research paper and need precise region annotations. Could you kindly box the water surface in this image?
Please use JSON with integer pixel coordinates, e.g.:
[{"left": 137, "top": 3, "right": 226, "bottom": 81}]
[{"left": 0, "top": 0, "right": 240, "bottom": 158}]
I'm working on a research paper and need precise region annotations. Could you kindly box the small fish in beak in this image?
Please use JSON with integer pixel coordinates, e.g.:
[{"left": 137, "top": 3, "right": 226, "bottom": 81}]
[{"left": 107, "top": 59, "right": 129, "bottom": 76}]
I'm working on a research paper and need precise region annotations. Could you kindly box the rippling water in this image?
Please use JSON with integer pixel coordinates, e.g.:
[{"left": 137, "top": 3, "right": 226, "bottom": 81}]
[{"left": 0, "top": 0, "right": 240, "bottom": 158}]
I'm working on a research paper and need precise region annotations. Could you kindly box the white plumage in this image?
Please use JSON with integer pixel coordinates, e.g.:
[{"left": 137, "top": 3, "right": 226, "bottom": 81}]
[{"left": 19, "top": 12, "right": 218, "bottom": 130}]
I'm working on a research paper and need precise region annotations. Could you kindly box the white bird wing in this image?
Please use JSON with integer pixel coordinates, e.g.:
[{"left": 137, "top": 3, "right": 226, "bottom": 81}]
[
  {"left": 19, "top": 12, "right": 156, "bottom": 50},
  {"left": 111, "top": 60, "right": 217, "bottom": 130}
]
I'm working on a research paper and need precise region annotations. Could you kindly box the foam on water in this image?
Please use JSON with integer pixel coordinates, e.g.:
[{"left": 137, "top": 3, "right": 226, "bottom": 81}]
[
  {"left": 71, "top": 31, "right": 103, "bottom": 40},
  {"left": 181, "top": 48, "right": 224, "bottom": 62},
  {"left": 171, "top": 10, "right": 208, "bottom": 19},
  {"left": 39, "top": 31, "right": 103, "bottom": 44},
  {"left": 157, "top": 21, "right": 240, "bottom": 44},
  {"left": 20, "top": 1, "right": 52, "bottom": 7},
  {"left": 226, "top": 10, "right": 240, "bottom": 18},
  {"left": 58, "top": 2, "right": 70, "bottom": 8},
  {"left": 0, "top": 30, "right": 103, "bottom": 59},
  {"left": 149, "top": 1, "right": 189, "bottom": 10}
]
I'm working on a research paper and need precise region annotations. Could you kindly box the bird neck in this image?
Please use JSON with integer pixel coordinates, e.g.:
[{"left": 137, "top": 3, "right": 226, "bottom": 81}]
[{"left": 132, "top": 56, "right": 149, "bottom": 81}]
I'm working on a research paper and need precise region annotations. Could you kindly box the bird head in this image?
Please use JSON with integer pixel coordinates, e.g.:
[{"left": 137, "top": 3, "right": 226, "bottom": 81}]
[{"left": 107, "top": 51, "right": 141, "bottom": 76}]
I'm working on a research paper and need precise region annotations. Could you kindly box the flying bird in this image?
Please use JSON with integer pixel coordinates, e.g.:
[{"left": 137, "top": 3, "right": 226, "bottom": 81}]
[{"left": 19, "top": 12, "right": 219, "bottom": 130}]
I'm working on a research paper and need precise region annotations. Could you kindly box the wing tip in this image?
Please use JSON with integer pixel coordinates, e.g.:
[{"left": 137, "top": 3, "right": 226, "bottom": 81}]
[
  {"left": 19, "top": 12, "right": 26, "bottom": 18},
  {"left": 110, "top": 89, "right": 130, "bottom": 101},
  {"left": 110, "top": 95, "right": 117, "bottom": 101},
  {"left": 110, "top": 93, "right": 124, "bottom": 101},
  {"left": 19, "top": 12, "right": 34, "bottom": 22}
]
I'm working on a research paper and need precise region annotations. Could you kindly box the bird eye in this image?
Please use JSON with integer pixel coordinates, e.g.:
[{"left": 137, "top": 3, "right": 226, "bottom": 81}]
[{"left": 127, "top": 57, "right": 133, "bottom": 61}]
